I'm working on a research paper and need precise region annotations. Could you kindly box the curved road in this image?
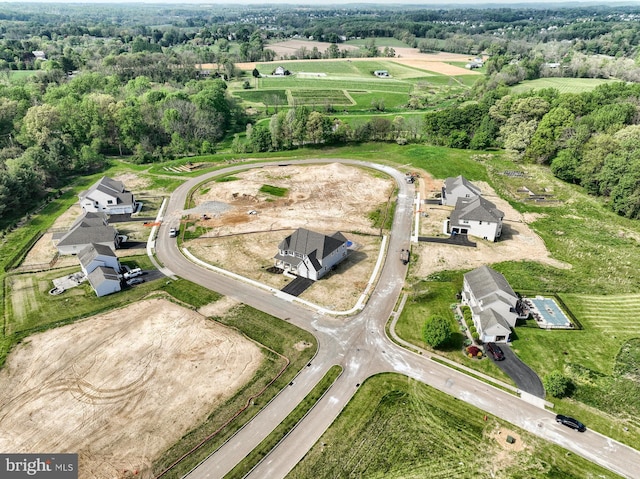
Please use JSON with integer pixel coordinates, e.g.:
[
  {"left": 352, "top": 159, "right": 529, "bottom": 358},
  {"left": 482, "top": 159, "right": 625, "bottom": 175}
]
[{"left": 154, "top": 159, "right": 640, "bottom": 479}]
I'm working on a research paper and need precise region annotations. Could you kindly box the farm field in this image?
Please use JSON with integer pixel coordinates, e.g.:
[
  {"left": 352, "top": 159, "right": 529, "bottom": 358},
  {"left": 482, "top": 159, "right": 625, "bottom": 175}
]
[
  {"left": 511, "top": 77, "right": 617, "bottom": 94},
  {"left": 287, "top": 373, "right": 621, "bottom": 479}
]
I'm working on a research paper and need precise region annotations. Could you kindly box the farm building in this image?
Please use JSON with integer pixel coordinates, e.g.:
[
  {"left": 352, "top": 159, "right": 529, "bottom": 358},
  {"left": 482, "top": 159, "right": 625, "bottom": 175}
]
[
  {"left": 461, "top": 265, "right": 527, "bottom": 343},
  {"left": 273, "top": 66, "right": 287, "bottom": 76},
  {"left": 374, "top": 70, "right": 390, "bottom": 77},
  {"left": 79, "top": 176, "right": 137, "bottom": 215},
  {"left": 274, "top": 228, "right": 348, "bottom": 281},
  {"left": 78, "top": 243, "right": 121, "bottom": 276},
  {"left": 87, "top": 266, "right": 122, "bottom": 297},
  {"left": 54, "top": 212, "right": 120, "bottom": 255},
  {"left": 441, "top": 175, "right": 481, "bottom": 206},
  {"left": 446, "top": 196, "right": 504, "bottom": 242}
]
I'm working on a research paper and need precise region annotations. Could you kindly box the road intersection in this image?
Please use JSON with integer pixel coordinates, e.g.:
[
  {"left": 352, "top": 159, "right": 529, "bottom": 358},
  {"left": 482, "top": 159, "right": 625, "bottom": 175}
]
[{"left": 154, "top": 159, "right": 640, "bottom": 479}]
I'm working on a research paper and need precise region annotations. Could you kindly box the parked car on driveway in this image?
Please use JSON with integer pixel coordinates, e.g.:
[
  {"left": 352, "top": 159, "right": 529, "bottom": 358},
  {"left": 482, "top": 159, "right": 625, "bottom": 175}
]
[
  {"left": 486, "top": 342, "right": 505, "bottom": 361},
  {"left": 126, "top": 277, "right": 145, "bottom": 286},
  {"left": 556, "top": 414, "right": 586, "bottom": 432}
]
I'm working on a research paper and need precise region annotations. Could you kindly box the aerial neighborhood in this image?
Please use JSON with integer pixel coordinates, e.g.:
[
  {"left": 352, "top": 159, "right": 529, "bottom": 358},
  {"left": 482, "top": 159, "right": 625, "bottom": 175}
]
[{"left": 1, "top": 3, "right": 640, "bottom": 479}]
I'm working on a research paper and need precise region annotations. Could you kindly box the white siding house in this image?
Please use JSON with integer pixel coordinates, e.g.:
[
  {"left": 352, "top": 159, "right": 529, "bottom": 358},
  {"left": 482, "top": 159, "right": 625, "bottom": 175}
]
[
  {"left": 79, "top": 176, "right": 136, "bottom": 214},
  {"left": 54, "top": 212, "right": 120, "bottom": 255},
  {"left": 441, "top": 175, "right": 481, "bottom": 206},
  {"left": 87, "top": 266, "right": 122, "bottom": 297},
  {"left": 461, "top": 265, "right": 526, "bottom": 343},
  {"left": 78, "top": 243, "right": 121, "bottom": 276},
  {"left": 274, "top": 228, "right": 348, "bottom": 281},
  {"left": 447, "top": 196, "right": 504, "bottom": 242}
]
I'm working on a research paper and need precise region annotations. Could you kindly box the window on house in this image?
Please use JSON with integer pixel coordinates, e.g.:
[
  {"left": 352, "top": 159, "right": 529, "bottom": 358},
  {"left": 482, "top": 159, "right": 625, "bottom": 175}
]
[
  {"left": 107, "top": 200, "right": 114, "bottom": 204},
  {"left": 479, "top": 221, "right": 482, "bottom": 225}
]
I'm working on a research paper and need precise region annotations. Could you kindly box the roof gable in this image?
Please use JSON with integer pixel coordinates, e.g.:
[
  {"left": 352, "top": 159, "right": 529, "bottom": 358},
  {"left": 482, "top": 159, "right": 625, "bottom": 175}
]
[
  {"left": 278, "top": 228, "right": 346, "bottom": 261},
  {"left": 444, "top": 175, "right": 481, "bottom": 196},
  {"left": 464, "top": 265, "right": 517, "bottom": 303},
  {"left": 78, "top": 242, "right": 116, "bottom": 267},
  {"left": 452, "top": 196, "right": 504, "bottom": 223}
]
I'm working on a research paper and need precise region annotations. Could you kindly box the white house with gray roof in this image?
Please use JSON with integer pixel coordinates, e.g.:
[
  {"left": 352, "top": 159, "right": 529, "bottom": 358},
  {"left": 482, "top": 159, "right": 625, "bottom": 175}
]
[
  {"left": 462, "top": 265, "right": 526, "bottom": 343},
  {"left": 54, "top": 212, "right": 120, "bottom": 255},
  {"left": 441, "top": 175, "right": 481, "bottom": 206},
  {"left": 78, "top": 243, "right": 121, "bottom": 276},
  {"left": 79, "top": 176, "right": 136, "bottom": 214},
  {"left": 446, "top": 195, "right": 504, "bottom": 242},
  {"left": 87, "top": 266, "right": 122, "bottom": 297},
  {"left": 274, "top": 228, "right": 348, "bottom": 280}
]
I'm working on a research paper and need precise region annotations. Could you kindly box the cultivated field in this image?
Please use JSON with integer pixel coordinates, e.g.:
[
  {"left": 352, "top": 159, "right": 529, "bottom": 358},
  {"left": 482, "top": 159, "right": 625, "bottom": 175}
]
[
  {"left": 181, "top": 163, "right": 393, "bottom": 311},
  {"left": 0, "top": 298, "right": 263, "bottom": 479},
  {"left": 511, "top": 77, "right": 616, "bottom": 94}
]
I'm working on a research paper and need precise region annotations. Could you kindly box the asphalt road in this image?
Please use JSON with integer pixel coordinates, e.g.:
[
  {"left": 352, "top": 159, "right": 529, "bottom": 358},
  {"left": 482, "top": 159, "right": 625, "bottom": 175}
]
[{"left": 154, "top": 159, "right": 640, "bottom": 479}]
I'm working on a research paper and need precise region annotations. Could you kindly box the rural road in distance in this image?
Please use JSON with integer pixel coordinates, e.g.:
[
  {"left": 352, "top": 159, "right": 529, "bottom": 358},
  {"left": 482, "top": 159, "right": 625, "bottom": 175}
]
[{"left": 155, "top": 159, "right": 640, "bottom": 479}]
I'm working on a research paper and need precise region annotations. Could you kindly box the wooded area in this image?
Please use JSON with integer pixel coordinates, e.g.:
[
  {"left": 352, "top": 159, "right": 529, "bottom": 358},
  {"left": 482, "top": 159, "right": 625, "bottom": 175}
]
[{"left": 3, "top": 3, "right": 640, "bottom": 225}]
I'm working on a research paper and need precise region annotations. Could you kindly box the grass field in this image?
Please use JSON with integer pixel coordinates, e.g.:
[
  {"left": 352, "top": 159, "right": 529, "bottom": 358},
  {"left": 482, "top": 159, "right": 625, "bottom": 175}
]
[
  {"left": 290, "top": 89, "right": 352, "bottom": 106},
  {"left": 288, "top": 373, "right": 622, "bottom": 479},
  {"left": 511, "top": 77, "right": 617, "bottom": 94}
]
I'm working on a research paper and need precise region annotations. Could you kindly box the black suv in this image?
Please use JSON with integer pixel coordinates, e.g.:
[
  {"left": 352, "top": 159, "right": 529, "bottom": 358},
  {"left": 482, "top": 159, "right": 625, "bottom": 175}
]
[
  {"left": 556, "top": 414, "right": 586, "bottom": 432},
  {"left": 485, "top": 342, "right": 505, "bottom": 361}
]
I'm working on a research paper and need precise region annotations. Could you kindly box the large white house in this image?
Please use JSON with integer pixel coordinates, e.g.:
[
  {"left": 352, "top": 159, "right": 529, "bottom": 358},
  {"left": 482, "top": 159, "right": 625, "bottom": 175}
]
[
  {"left": 441, "top": 175, "right": 481, "bottom": 206},
  {"left": 274, "top": 228, "right": 348, "bottom": 281},
  {"left": 79, "top": 176, "right": 136, "bottom": 214},
  {"left": 446, "top": 196, "right": 504, "bottom": 242},
  {"left": 462, "top": 265, "right": 526, "bottom": 343},
  {"left": 78, "top": 243, "right": 121, "bottom": 276},
  {"left": 54, "top": 212, "right": 120, "bottom": 255},
  {"left": 87, "top": 266, "right": 122, "bottom": 297}
]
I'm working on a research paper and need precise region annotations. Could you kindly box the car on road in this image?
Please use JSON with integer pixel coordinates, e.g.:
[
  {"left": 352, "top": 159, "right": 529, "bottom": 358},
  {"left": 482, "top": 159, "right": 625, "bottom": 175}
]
[
  {"left": 126, "top": 277, "right": 145, "bottom": 286},
  {"left": 169, "top": 227, "right": 178, "bottom": 237},
  {"left": 556, "top": 414, "right": 586, "bottom": 432},
  {"left": 485, "top": 342, "right": 505, "bottom": 361}
]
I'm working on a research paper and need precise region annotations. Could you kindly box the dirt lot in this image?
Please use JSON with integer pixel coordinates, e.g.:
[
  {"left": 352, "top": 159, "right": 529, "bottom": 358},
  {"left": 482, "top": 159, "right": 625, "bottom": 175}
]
[
  {"left": 412, "top": 175, "right": 570, "bottom": 278},
  {"left": 0, "top": 298, "right": 262, "bottom": 479},
  {"left": 232, "top": 43, "right": 481, "bottom": 76},
  {"left": 184, "top": 163, "right": 392, "bottom": 311}
]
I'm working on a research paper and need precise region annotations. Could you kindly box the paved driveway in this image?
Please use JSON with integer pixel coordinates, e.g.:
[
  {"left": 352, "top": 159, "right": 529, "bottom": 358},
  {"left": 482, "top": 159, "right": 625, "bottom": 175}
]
[{"left": 491, "top": 344, "right": 545, "bottom": 398}]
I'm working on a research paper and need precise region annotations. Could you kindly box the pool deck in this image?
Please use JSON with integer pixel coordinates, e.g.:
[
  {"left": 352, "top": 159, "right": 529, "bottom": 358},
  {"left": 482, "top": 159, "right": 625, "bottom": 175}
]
[{"left": 524, "top": 296, "right": 574, "bottom": 329}]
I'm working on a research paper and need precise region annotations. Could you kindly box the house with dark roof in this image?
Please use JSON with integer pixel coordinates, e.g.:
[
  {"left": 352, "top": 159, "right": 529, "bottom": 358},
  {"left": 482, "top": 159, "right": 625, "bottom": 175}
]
[
  {"left": 79, "top": 176, "right": 136, "bottom": 214},
  {"left": 78, "top": 243, "right": 121, "bottom": 276},
  {"left": 462, "top": 265, "right": 526, "bottom": 343},
  {"left": 446, "top": 196, "right": 504, "bottom": 242},
  {"left": 274, "top": 228, "right": 348, "bottom": 280},
  {"left": 54, "top": 212, "right": 120, "bottom": 255},
  {"left": 87, "top": 266, "right": 122, "bottom": 297},
  {"left": 441, "top": 175, "right": 481, "bottom": 206}
]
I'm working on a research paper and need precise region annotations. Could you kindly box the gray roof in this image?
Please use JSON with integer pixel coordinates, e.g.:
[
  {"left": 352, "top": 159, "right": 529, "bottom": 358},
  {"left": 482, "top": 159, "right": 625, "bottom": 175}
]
[
  {"left": 57, "top": 212, "right": 117, "bottom": 248},
  {"left": 277, "top": 228, "right": 347, "bottom": 262},
  {"left": 474, "top": 306, "right": 512, "bottom": 335},
  {"left": 451, "top": 196, "right": 504, "bottom": 224},
  {"left": 444, "top": 175, "right": 481, "bottom": 196},
  {"left": 78, "top": 243, "right": 117, "bottom": 268},
  {"left": 464, "top": 265, "right": 517, "bottom": 302},
  {"left": 87, "top": 266, "right": 120, "bottom": 287},
  {"left": 80, "top": 176, "right": 134, "bottom": 207}
]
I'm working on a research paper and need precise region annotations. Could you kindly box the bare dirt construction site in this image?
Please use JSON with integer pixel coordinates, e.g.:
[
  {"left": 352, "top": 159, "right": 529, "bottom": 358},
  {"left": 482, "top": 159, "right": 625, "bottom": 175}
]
[
  {"left": 412, "top": 175, "right": 571, "bottom": 278},
  {"left": 184, "top": 163, "right": 393, "bottom": 311},
  {"left": 0, "top": 298, "right": 262, "bottom": 479}
]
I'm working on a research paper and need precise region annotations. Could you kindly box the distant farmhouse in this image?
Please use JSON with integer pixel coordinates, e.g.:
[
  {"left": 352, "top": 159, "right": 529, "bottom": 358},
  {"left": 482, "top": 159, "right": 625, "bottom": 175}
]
[
  {"left": 79, "top": 176, "right": 136, "bottom": 215},
  {"left": 448, "top": 196, "right": 504, "bottom": 242},
  {"left": 465, "top": 57, "right": 484, "bottom": 69},
  {"left": 273, "top": 66, "right": 290, "bottom": 76},
  {"left": 78, "top": 243, "right": 122, "bottom": 297},
  {"left": 441, "top": 175, "right": 481, "bottom": 206},
  {"left": 462, "top": 265, "right": 527, "bottom": 343},
  {"left": 54, "top": 212, "right": 120, "bottom": 255},
  {"left": 32, "top": 50, "right": 46, "bottom": 60},
  {"left": 274, "top": 228, "right": 348, "bottom": 281},
  {"left": 374, "top": 70, "right": 390, "bottom": 77}
]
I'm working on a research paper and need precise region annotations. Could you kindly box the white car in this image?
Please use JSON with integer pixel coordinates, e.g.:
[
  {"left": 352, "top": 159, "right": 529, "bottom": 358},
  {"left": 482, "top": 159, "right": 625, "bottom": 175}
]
[
  {"left": 126, "top": 277, "right": 145, "bottom": 286},
  {"left": 169, "top": 227, "right": 178, "bottom": 237}
]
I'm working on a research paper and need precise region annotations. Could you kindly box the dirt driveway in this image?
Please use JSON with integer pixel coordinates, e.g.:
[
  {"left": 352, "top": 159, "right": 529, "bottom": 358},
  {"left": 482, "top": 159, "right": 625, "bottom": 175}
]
[{"left": 0, "top": 298, "right": 262, "bottom": 479}]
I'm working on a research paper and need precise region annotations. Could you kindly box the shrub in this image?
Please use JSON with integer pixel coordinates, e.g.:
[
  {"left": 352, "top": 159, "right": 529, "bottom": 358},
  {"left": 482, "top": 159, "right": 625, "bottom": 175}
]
[
  {"left": 422, "top": 316, "right": 453, "bottom": 349},
  {"left": 469, "top": 325, "right": 477, "bottom": 334},
  {"left": 471, "top": 332, "right": 479, "bottom": 340},
  {"left": 544, "top": 370, "right": 573, "bottom": 398}
]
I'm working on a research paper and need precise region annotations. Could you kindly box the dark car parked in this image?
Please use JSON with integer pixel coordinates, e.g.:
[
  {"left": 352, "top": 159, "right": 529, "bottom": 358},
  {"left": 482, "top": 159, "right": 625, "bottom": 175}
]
[
  {"left": 486, "top": 342, "right": 505, "bottom": 361},
  {"left": 556, "top": 414, "right": 586, "bottom": 432}
]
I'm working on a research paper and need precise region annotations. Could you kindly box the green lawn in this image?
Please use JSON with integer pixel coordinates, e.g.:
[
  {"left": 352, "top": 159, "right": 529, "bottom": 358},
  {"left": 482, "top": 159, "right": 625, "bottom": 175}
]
[
  {"left": 290, "top": 89, "right": 352, "bottom": 105},
  {"left": 511, "top": 77, "right": 617, "bottom": 94},
  {"left": 287, "top": 373, "right": 622, "bottom": 479}
]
